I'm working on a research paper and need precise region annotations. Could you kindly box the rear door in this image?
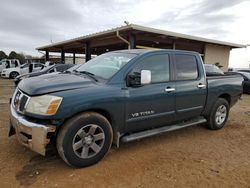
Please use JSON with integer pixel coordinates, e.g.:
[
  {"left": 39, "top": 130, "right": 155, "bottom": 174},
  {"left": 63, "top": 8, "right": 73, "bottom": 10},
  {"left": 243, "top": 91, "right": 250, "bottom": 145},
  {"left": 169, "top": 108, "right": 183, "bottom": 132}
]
[
  {"left": 173, "top": 53, "right": 206, "bottom": 121},
  {"left": 125, "top": 53, "right": 176, "bottom": 132}
]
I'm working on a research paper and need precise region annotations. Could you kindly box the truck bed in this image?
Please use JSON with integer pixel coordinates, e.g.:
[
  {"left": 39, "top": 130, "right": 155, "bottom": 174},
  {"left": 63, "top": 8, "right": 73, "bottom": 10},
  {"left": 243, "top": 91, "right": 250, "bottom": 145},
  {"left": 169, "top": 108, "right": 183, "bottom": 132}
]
[{"left": 203, "top": 74, "right": 243, "bottom": 115}]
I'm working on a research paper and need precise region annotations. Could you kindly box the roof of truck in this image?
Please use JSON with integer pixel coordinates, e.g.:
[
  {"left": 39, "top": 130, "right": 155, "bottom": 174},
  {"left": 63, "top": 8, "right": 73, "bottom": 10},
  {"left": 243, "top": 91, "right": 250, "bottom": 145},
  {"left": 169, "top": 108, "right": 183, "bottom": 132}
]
[{"left": 112, "top": 49, "right": 200, "bottom": 55}]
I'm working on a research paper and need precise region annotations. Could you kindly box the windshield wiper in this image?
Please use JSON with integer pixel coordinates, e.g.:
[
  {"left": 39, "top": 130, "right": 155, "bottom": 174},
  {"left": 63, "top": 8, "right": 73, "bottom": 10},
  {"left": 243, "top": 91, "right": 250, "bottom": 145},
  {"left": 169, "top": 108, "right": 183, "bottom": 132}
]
[{"left": 75, "top": 70, "right": 98, "bottom": 82}]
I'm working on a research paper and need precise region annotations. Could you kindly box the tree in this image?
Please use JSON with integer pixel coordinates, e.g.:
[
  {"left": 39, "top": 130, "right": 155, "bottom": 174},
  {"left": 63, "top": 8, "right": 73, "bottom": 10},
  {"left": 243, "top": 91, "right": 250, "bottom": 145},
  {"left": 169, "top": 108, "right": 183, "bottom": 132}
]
[
  {"left": 9, "top": 51, "right": 18, "bottom": 59},
  {"left": 9, "top": 51, "right": 25, "bottom": 64},
  {"left": 0, "top": 51, "right": 8, "bottom": 60}
]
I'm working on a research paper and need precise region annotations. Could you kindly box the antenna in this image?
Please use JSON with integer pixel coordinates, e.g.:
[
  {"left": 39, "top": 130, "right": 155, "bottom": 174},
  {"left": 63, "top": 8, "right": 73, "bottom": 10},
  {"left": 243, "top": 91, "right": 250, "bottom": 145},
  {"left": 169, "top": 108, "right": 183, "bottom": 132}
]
[
  {"left": 124, "top": 21, "right": 130, "bottom": 26},
  {"left": 50, "top": 35, "right": 53, "bottom": 44}
]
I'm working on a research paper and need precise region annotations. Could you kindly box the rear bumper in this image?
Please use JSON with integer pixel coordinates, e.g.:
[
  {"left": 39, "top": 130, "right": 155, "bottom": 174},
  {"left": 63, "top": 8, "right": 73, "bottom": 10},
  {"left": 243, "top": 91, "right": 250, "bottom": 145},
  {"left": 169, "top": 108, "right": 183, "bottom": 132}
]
[{"left": 9, "top": 104, "right": 56, "bottom": 155}]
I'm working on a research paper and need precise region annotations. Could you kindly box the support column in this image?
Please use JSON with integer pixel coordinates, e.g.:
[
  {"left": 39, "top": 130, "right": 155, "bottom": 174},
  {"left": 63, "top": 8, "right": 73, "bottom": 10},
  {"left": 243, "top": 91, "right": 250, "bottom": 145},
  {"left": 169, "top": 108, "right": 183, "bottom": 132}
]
[
  {"left": 172, "top": 41, "right": 176, "bottom": 49},
  {"left": 129, "top": 34, "right": 136, "bottom": 49},
  {"left": 45, "top": 51, "right": 49, "bottom": 61},
  {"left": 61, "top": 49, "right": 65, "bottom": 64},
  {"left": 85, "top": 42, "right": 91, "bottom": 62},
  {"left": 73, "top": 53, "right": 76, "bottom": 64}
]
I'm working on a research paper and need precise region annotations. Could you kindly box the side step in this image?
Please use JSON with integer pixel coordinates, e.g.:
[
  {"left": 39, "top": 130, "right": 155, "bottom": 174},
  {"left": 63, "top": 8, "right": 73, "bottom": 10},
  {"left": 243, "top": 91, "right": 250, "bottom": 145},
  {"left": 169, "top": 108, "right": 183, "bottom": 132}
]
[{"left": 121, "top": 116, "right": 207, "bottom": 143}]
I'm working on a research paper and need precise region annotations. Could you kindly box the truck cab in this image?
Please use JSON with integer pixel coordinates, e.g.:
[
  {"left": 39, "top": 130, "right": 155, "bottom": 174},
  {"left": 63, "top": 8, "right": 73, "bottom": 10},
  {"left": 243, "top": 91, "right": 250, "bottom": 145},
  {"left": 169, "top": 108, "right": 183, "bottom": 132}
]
[{"left": 0, "top": 59, "right": 20, "bottom": 72}]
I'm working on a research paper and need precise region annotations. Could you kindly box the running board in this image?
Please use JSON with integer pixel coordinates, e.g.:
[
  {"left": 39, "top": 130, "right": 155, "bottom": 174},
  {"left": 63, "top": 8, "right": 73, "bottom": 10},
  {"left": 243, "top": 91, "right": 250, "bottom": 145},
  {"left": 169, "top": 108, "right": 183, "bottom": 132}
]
[{"left": 121, "top": 117, "right": 207, "bottom": 143}]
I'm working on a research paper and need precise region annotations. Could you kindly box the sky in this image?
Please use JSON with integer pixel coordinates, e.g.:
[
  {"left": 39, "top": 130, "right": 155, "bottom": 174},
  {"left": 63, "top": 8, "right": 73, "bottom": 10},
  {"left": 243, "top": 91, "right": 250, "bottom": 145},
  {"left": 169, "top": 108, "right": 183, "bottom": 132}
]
[{"left": 0, "top": 0, "right": 250, "bottom": 68}]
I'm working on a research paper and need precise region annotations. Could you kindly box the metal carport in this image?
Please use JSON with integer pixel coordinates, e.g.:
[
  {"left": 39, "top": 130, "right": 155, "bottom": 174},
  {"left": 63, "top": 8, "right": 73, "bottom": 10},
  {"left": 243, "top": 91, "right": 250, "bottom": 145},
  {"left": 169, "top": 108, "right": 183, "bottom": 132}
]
[{"left": 36, "top": 24, "right": 245, "bottom": 70}]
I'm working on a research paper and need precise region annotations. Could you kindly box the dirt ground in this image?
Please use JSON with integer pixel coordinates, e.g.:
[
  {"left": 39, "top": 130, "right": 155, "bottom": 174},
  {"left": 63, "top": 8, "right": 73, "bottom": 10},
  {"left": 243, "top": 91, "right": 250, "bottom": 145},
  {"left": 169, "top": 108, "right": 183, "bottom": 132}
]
[{"left": 0, "top": 78, "right": 250, "bottom": 188}]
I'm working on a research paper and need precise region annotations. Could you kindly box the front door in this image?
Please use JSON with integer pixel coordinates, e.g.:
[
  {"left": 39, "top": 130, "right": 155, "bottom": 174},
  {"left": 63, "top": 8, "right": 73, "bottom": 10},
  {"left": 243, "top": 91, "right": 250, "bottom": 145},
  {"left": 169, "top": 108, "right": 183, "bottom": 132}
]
[
  {"left": 20, "top": 64, "right": 29, "bottom": 74},
  {"left": 125, "top": 53, "right": 176, "bottom": 133}
]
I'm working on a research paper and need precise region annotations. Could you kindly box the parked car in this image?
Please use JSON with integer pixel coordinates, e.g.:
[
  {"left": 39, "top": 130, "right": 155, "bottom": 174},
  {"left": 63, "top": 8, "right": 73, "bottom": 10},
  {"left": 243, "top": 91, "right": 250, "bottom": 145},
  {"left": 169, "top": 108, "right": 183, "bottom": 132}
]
[
  {"left": 64, "top": 64, "right": 81, "bottom": 73},
  {"left": 228, "top": 68, "right": 250, "bottom": 73},
  {"left": 0, "top": 59, "right": 20, "bottom": 72},
  {"left": 9, "top": 49, "right": 243, "bottom": 167},
  {"left": 1, "top": 62, "right": 46, "bottom": 78},
  {"left": 14, "top": 64, "right": 75, "bottom": 85},
  {"left": 204, "top": 64, "right": 224, "bottom": 76},
  {"left": 225, "top": 71, "right": 250, "bottom": 94},
  {"left": 237, "top": 69, "right": 250, "bottom": 73}
]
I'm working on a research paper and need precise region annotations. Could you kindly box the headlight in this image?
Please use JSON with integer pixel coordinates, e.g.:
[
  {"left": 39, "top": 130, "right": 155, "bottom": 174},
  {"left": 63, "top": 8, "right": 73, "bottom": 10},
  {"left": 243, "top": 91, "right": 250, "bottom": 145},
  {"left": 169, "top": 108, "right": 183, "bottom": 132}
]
[{"left": 26, "top": 95, "right": 63, "bottom": 115}]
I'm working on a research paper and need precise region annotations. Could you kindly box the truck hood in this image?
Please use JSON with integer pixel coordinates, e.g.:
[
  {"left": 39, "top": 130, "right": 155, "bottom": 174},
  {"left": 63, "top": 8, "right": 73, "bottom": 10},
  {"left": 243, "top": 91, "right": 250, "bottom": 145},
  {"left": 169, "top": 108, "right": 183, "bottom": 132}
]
[{"left": 18, "top": 73, "right": 95, "bottom": 95}]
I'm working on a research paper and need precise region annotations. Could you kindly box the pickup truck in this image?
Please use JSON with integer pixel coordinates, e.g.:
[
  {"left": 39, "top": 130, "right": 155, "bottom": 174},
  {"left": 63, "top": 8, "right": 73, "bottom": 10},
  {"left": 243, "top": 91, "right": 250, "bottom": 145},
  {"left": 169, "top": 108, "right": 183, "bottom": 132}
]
[
  {"left": 9, "top": 49, "right": 243, "bottom": 167},
  {"left": 1, "top": 62, "right": 46, "bottom": 78},
  {"left": 0, "top": 59, "right": 20, "bottom": 72}
]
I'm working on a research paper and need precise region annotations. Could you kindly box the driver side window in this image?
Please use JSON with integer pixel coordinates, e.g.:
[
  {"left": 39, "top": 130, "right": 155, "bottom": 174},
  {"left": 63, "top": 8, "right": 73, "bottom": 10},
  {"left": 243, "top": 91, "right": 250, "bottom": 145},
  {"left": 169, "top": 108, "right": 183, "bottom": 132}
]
[{"left": 132, "top": 54, "right": 170, "bottom": 83}]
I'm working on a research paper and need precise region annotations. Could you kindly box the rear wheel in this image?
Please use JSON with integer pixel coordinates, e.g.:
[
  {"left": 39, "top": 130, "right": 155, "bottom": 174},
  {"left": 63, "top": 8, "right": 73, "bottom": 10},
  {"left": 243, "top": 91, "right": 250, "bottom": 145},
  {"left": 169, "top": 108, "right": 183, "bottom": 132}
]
[
  {"left": 56, "top": 112, "right": 113, "bottom": 167},
  {"left": 207, "top": 98, "right": 229, "bottom": 130},
  {"left": 10, "top": 71, "right": 19, "bottom": 79}
]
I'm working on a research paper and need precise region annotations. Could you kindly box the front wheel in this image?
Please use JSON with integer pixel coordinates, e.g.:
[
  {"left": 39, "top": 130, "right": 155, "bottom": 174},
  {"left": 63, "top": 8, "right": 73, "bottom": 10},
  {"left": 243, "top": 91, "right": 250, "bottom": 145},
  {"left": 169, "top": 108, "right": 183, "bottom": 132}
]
[
  {"left": 207, "top": 98, "right": 229, "bottom": 130},
  {"left": 10, "top": 71, "right": 19, "bottom": 79},
  {"left": 56, "top": 112, "right": 113, "bottom": 167}
]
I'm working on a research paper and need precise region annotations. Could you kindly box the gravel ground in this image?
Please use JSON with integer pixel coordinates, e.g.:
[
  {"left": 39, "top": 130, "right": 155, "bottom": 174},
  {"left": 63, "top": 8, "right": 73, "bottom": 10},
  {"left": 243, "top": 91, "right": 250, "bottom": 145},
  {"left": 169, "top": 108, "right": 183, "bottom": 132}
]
[{"left": 0, "top": 78, "right": 250, "bottom": 188}]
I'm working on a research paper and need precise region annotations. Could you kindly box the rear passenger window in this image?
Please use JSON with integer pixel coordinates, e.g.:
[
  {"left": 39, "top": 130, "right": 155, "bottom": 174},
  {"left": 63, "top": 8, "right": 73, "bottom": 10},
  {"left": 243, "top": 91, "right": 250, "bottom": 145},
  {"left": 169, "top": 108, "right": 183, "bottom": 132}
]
[
  {"left": 133, "top": 54, "right": 170, "bottom": 83},
  {"left": 175, "top": 55, "right": 198, "bottom": 80},
  {"left": 34, "top": 64, "right": 42, "bottom": 68}
]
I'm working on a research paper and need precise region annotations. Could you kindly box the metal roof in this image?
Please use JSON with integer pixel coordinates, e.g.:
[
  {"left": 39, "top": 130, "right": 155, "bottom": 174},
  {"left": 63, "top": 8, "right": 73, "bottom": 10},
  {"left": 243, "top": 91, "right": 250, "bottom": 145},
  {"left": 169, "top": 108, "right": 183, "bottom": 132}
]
[{"left": 37, "top": 24, "right": 246, "bottom": 51}]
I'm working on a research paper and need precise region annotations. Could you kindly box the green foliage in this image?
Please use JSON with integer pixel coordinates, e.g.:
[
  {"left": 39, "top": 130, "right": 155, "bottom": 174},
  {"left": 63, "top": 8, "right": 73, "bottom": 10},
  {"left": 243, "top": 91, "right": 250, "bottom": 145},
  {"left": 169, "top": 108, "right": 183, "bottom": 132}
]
[
  {"left": 16, "top": 53, "right": 25, "bottom": 64},
  {"left": 8, "top": 51, "right": 18, "bottom": 59},
  {"left": 0, "top": 51, "right": 8, "bottom": 60}
]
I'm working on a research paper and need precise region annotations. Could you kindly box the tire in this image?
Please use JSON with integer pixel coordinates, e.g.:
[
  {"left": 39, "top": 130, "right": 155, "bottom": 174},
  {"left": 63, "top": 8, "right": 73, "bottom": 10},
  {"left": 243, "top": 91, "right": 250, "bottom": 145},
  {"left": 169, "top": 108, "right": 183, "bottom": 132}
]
[
  {"left": 56, "top": 112, "right": 113, "bottom": 167},
  {"left": 10, "top": 72, "right": 19, "bottom": 79},
  {"left": 207, "top": 98, "right": 229, "bottom": 130}
]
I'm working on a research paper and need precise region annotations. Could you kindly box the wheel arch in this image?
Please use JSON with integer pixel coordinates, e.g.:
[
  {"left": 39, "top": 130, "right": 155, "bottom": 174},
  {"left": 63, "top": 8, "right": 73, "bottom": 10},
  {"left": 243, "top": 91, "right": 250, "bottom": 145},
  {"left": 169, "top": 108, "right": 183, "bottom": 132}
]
[
  {"left": 57, "top": 108, "right": 120, "bottom": 147},
  {"left": 218, "top": 93, "right": 231, "bottom": 105},
  {"left": 9, "top": 71, "right": 19, "bottom": 78}
]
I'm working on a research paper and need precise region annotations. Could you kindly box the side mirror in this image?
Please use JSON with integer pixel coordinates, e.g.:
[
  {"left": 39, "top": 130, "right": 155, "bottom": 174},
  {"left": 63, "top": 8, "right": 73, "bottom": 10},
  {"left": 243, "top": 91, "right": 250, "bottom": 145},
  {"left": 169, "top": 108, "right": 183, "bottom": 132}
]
[
  {"left": 127, "top": 70, "right": 151, "bottom": 87},
  {"left": 141, "top": 70, "right": 151, "bottom": 85}
]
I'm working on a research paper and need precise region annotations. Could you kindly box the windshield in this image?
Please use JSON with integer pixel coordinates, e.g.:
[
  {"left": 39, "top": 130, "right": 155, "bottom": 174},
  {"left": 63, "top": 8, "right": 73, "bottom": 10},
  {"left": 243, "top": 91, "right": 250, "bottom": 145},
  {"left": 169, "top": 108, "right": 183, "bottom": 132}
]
[
  {"left": 76, "top": 52, "right": 137, "bottom": 79},
  {"left": 20, "top": 63, "right": 29, "bottom": 68}
]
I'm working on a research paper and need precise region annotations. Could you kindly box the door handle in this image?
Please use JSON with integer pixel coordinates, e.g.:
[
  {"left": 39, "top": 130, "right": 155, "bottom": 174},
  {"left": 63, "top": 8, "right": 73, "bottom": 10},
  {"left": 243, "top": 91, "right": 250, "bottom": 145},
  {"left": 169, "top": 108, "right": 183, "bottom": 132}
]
[
  {"left": 197, "top": 84, "right": 206, "bottom": 88},
  {"left": 165, "top": 87, "right": 175, "bottom": 92}
]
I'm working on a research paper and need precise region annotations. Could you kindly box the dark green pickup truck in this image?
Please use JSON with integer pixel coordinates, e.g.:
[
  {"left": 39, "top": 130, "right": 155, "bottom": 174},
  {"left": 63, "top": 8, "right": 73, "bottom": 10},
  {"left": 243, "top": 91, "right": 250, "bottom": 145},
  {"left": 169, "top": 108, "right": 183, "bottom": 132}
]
[{"left": 9, "top": 49, "right": 243, "bottom": 167}]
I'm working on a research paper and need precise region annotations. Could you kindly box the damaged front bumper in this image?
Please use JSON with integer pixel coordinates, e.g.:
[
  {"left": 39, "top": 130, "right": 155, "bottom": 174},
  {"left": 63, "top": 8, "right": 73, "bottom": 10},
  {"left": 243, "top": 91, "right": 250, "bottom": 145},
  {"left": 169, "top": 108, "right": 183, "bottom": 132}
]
[{"left": 9, "top": 104, "right": 56, "bottom": 155}]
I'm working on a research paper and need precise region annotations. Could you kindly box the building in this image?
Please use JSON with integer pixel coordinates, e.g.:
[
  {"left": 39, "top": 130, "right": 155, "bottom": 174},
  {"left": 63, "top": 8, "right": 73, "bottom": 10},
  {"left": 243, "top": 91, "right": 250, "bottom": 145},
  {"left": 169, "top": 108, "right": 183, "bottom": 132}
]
[{"left": 37, "top": 24, "right": 245, "bottom": 71}]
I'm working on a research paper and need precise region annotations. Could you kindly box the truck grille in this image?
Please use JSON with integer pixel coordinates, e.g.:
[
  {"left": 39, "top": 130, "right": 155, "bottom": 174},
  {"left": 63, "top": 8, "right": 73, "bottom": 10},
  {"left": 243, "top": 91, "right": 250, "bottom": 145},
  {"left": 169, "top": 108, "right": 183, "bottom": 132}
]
[{"left": 13, "top": 89, "right": 30, "bottom": 113}]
